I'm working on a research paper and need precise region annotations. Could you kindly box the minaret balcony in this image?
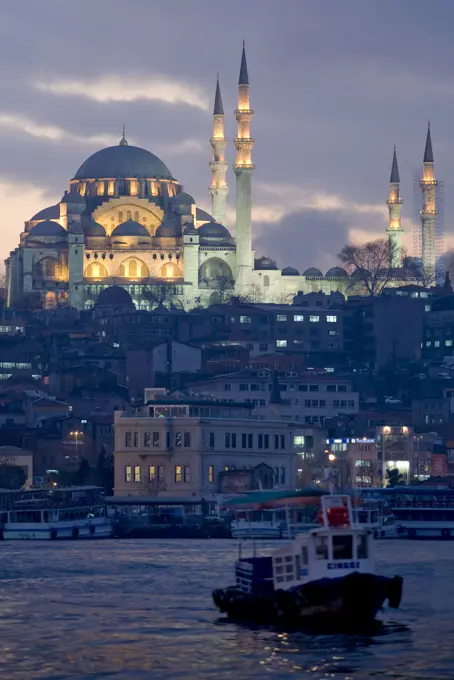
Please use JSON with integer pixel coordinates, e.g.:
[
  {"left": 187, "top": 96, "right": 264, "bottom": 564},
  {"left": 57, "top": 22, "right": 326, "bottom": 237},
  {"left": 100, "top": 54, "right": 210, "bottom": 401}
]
[
  {"left": 234, "top": 137, "right": 255, "bottom": 149},
  {"left": 234, "top": 108, "right": 254, "bottom": 116}
]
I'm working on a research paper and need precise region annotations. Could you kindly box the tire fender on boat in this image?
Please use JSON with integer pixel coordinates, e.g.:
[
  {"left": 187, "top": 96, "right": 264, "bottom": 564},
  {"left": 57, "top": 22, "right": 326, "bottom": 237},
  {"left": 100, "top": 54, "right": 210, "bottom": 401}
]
[
  {"left": 50, "top": 528, "right": 57, "bottom": 540},
  {"left": 89, "top": 525, "right": 95, "bottom": 535},
  {"left": 72, "top": 526, "right": 79, "bottom": 539}
]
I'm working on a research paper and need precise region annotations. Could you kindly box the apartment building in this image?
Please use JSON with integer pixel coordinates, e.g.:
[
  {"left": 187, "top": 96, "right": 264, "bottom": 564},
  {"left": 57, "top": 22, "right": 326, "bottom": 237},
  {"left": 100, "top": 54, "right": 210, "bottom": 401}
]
[{"left": 114, "top": 389, "right": 297, "bottom": 498}]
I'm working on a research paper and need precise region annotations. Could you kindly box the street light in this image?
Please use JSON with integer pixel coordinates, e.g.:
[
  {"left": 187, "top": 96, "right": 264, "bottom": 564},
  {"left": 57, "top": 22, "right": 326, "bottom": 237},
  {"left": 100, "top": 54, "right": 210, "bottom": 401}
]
[{"left": 69, "top": 431, "right": 83, "bottom": 459}]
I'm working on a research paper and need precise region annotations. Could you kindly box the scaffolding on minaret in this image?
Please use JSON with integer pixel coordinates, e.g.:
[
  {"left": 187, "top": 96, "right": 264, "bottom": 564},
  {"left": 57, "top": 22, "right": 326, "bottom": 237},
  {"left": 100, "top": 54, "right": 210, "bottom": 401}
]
[{"left": 412, "top": 173, "right": 444, "bottom": 281}]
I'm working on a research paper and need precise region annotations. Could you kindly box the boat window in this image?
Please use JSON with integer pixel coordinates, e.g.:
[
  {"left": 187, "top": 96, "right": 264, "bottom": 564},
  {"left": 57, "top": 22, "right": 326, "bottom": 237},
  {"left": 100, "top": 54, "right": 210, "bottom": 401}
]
[
  {"left": 315, "top": 535, "right": 329, "bottom": 560},
  {"left": 357, "top": 534, "right": 368, "bottom": 560},
  {"left": 301, "top": 546, "right": 308, "bottom": 565},
  {"left": 332, "top": 534, "right": 353, "bottom": 560}
]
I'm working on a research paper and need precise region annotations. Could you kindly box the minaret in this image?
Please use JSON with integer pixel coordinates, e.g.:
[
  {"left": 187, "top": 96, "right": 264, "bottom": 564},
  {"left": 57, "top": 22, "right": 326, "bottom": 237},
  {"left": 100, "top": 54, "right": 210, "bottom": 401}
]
[
  {"left": 420, "top": 123, "right": 438, "bottom": 282},
  {"left": 386, "top": 146, "right": 404, "bottom": 266},
  {"left": 209, "top": 77, "right": 228, "bottom": 226},
  {"left": 234, "top": 42, "right": 254, "bottom": 290}
]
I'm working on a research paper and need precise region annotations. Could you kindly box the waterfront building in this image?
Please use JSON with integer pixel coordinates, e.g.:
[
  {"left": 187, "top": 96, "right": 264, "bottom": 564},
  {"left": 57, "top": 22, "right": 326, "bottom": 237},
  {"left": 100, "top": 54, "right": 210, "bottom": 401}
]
[{"left": 113, "top": 388, "right": 297, "bottom": 498}]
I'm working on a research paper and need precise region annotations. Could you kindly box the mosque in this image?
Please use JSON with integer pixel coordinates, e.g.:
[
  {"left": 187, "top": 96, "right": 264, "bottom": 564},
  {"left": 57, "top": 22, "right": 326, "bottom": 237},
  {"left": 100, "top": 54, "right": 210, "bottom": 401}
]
[{"left": 4, "top": 45, "right": 434, "bottom": 311}]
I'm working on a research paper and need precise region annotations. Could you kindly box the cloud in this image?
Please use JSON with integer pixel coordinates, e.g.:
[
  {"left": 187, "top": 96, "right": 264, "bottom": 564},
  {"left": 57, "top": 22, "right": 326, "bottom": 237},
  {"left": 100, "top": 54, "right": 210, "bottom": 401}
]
[
  {"left": 35, "top": 74, "right": 209, "bottom": 110},
  {"left": 0, "top": 113, "right": 119, "bottom": 146},
  {"left": 0, "top": 179, "right": 59, "bottom": 263},
  {"left": 155, "top": 138, "right": 204, "bottom": 156}
]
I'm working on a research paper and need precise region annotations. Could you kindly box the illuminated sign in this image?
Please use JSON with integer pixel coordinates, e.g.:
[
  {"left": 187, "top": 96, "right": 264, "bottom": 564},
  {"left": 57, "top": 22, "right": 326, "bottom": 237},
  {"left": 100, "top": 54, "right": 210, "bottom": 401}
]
[{"left": 327, "top": 561, "right": 360, "bottom": 570}]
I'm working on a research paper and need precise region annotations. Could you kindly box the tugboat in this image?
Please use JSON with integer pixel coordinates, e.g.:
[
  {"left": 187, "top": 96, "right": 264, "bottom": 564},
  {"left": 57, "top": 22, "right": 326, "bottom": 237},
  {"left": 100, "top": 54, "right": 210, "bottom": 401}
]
[{"left": 213, "top": 490, "right": 403, "bottom": 628}]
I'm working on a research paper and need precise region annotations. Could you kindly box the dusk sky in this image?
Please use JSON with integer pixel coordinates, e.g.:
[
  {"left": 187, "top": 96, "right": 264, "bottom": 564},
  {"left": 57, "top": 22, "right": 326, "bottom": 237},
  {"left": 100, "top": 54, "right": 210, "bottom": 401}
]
[{"left": 1, "top": 0, "right": 454, "bottom": 272}]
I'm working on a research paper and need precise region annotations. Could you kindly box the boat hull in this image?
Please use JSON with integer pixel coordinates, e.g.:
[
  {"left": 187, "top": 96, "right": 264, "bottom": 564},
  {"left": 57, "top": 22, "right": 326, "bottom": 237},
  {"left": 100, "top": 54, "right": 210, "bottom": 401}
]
[
  {"left": 213, "top": 572, "right": 403, "bottom": 628},
  {"left": 2, "top": 518, "right": 113, "bottom": 540}
]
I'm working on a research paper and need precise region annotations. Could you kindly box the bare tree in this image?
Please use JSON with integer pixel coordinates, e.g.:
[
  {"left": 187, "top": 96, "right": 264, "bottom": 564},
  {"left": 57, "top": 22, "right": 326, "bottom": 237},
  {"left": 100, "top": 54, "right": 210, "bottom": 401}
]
[
  {"left": 140, "top": 477, "right": 168, "bottom": 497},
  {"left": 238, "top": 283, "right": 262, "bottom": 304},
  {"left": 142, "top": 284, "right": 181, "bottom": 309},
  {"left": 338, "top": 238, "right": 400, "bottom": 296}
]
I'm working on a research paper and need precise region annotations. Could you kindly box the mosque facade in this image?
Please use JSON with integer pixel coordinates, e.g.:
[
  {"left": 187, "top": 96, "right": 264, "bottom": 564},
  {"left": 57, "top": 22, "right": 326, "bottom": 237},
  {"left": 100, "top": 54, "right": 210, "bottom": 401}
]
[{"left": 4, "top": 45, "right": 433, "bottom": 311}]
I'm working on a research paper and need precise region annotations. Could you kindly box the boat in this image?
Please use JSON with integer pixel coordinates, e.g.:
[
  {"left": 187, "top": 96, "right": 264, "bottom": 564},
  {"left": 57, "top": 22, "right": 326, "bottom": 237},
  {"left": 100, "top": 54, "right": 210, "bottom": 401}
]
[
  {"left": 1, "top": 486, "right": 113, "bottom": 540},
  {"left": 230, "top": 509, "right": 282, "bottom": 540},
  {"left": 212, "top": 490, "right": 403, "bottom": 628},
  {"left": 352, "top": 503, "right": 398, "bottom": 539},
  {"left": 385, "top": 486, "right": 454, "bottom": 539}
]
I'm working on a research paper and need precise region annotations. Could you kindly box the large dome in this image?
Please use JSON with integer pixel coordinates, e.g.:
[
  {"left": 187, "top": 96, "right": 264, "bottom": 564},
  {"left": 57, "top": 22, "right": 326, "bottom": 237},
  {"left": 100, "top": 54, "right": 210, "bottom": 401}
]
[
  {"left": 73, "top": 144, "right": 174, "bottom": 181},
  {"left": 96, "top": 286, "right": 134, "bottom": 308},
  {"left": 112, "top": 219, "right": 150, "bottom": 237}
]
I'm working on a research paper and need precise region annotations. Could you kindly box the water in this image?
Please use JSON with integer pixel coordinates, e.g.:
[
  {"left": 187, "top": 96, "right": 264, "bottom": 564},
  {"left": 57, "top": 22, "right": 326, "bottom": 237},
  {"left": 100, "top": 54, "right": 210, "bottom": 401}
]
[{"left": 0, "top": 539, "right": 452, "bottom": 679}]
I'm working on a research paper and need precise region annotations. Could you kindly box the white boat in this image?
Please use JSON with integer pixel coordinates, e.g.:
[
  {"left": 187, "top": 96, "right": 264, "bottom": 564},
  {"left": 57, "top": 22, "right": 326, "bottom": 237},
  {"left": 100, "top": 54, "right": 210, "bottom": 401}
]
[
  {"left": 1, "top": 486, "right": 113, "bottom": 540},
  {"left": 231, "top": 518, "right": 281, "bottom": 540},
  {"left": 214, "top": 490, "right": 404, "bottom": 627},
  {"left": 352, "top": 506, "right": 398, "bottom": 539},
  {"left": 388, "top": 486, "right": 454, "bottom": 539}
]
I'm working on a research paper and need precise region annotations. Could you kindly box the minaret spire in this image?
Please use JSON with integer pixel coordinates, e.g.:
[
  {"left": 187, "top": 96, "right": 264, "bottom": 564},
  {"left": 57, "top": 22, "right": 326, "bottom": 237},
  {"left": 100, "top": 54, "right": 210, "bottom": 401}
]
[
  {"left": 386, "top": 146, "right": 404, "bottom": 266},
  {"left": 209, "top": 76, "right": 228, "bottom": 226},
  {"left": 234, "top": 41, "right": 255, "bottom": 292},
  {"left": 420, "top": 122, "right": 438, "bottom": 283}
]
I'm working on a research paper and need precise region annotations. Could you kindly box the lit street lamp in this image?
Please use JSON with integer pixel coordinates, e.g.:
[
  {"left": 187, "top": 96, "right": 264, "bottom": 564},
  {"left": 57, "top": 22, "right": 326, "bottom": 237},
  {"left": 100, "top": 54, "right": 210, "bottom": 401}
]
[{"left": 69, "top": 430, "right": 83, "bottom": 459}]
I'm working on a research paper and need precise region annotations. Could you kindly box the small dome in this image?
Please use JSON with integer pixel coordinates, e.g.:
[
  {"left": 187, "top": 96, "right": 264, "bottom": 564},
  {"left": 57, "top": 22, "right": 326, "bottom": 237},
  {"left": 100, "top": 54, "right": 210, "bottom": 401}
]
[
  {"left": 96, "top": 286, "right": 134, "bottom": 308},
  {"left": 74, "top": 144, "right": 173, "bottom": 181},
  {"left": 30, "top": 204, "right": 60, "bottom": 221},
  {"left": 351, "top": 267, "right": 370, "bottom": 280},
  {"left": 303, "top": 267, "right": 323, "bottom": 277},
  {"left": 196, "top": 207, "right": 214, "bottom": 222},
  {"left": 155, "top": 217, "right": 182, "bottom": 238},
  {"left": 183, "top": 224, "right": 198, "bottom": 235},
  {"left": 82, "top": 219, "right": 106, "bottom": 237},
  {"left": 198, "top": 221, "right": 232, "bottom": 240},
  {"left": 255, "top": 256, "right": 278, "bottom": 270},
  {"left": 282, "top": 266, "right": 300, "bottom": 276},
  {"left": 29, "top": 220, "right": 66, "bottom": 237},
  {"left": 61, "top": 190, "right": 86, "bottom": 206},
  {"left": 111, "top": 219, "right": 150, "bottom": 237},
  {"left": 325, "top": 266, "right": 348, "bottom": 278},
  {"left": 170, "top": 191, "right": 195, "bottom": 206}
]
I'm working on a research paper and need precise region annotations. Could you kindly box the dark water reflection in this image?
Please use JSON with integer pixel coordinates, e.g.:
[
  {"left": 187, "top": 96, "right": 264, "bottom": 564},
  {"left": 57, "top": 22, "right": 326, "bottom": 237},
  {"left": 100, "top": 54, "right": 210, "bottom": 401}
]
[{"left": 0, "top": 539, "right": 451, "bottom": 679}]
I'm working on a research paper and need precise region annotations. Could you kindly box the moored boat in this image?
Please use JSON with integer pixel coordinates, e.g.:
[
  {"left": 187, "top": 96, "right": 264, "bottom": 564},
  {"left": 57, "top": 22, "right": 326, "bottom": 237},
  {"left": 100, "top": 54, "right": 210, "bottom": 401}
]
[
  {"left": 213, "top": 490, "right": 403, "bottom": 628},
  {"left": 1, "top": 486, "right": 113, "bottom": 540}
]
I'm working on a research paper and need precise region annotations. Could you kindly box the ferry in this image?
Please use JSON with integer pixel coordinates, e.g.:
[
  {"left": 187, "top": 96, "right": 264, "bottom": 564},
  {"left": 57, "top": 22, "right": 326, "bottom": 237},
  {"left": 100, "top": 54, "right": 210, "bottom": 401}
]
[
  {"left": 213, "top": 490, "right": 403, "bottom": 628},
  {"left": 385, "top": 486, "right": 454, "bottom": 539},
  {"left": 1, "top": 486, "right": 113, "bottom": 540}
]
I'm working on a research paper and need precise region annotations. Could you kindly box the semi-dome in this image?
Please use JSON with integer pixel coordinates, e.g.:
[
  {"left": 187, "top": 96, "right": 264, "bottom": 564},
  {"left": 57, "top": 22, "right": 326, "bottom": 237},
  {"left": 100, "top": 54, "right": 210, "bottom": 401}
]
[
  {"left": 155, "top": 217, "right": 182, "bottom": 238},
  {"left": 111, "top": 219, "right": 150, "bottom": 237},
  {"left": 73, "top": 144, "right": 174, "bottom": 181},
  {"left": 196, "top": 207, "right": 214, "bottom": 222},
  {"left": 303, "top": 267, "right": 323, "bottom": 277},
  {"left": 255, "top": 256, "right": 278, "bottom": 270},
  {"left": 30, "top": 204, "right": 60, "bottom": 221},
  {"left": 198, "top": 221, "right": 232, "bottom": 240},
  {"left": 326, "top": 266, "right": 348, "bottom": 277},
  {"left": 170, "top": 191, "right": 195, "bottom": 205},
  {"left": 29, "top": 220, "right": 66, "bottom": 237},
  {"left": 282, "top": 266, "right": 300, "bottom": 276},
  {"left": 96, "top": 286, "right": 134, "bottom": 308},
  {"left": 82, "top": 219, "right": 106, "bottom": 237}
]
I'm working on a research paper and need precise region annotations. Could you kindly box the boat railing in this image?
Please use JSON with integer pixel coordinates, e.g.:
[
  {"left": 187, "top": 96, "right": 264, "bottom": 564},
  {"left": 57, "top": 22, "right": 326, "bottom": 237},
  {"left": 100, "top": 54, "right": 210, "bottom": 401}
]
[{"left": 392, "top": 499, "right": 454, "bottom": 509}]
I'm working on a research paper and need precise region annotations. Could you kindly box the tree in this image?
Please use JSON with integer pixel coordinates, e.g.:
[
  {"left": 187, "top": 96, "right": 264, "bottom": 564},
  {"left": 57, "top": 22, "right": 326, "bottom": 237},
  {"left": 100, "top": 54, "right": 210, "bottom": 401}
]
[
  {"left": 386, "top": 468, "right": 405, "bottom": 487},
  {"left": 0, "top": 464, "right": 26, "bottom": 489},
  {"left": 95, "top": 447, "right": 114, "bottom": 495},
  {"left": 209, "top": 275, "right": 234, "bottom": 305},
  {"left": 140, "top": 477, "right": 168, "bottom": 497},
  {"left": 74, "top": 457, "right": 91, "bottom": 486},
  {"left": 338, "top": 238, "right": 400, "bottom": 296},
  {"left": 238, "top": 283, "right": 262, "bottom": 304},
  {"left": 142, "top": 284, "right": 181, "bottom": 309}
]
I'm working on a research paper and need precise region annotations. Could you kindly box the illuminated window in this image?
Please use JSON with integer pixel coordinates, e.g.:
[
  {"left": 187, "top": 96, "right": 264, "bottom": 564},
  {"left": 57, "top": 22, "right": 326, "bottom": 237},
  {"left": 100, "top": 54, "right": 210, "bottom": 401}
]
[
  {"left": 130, "top": 180, "right": 139, "bottom": 196},
  {"left": 208, "top": 465, "right": 214, "bottom": 483},
  {"left": 240, "top": 316, "right": 251, "bottom": 324},
  {"left": 148, "top": 465, "right": 156, "bottom": 481},
  {"left": 108, "top": 181, "right": 115, "bottom": 196},
  {"left": 134, "top": 465, "right": 141, "bottom": 483},
  {"left": 175, "top": 465, "right": 183, "bottom": 483},
  {"left": 276, "top": 340, "right": 287, "bottom": 347},
  {"left": 97, "top": 181, "right": 104, "bottom": 196},
  {"left": 125, "top": 465, "right": 132, "bottom": 482},
  {"left": 118, "top": 211, "right": 123, "bottom": 222},
  {"left": 446, "top": 340, "right": 453, "bottom": 347},
  {"left": 129, "top": 259, "right": 137, "bottom": 277},
  {"left": 127, "top": 210, "right": 132, "bottom": 220},
  {"left": 134, "top": 211, "right": 140, "bottom": 222},
  {"left": 277, "top": 314, "right": 287, "bottom": 322},
  {"left": 294, "top": 315, "right": 304, "bottom": 322},
  {"left": 310, "top": 315, "right": 320, "bottom": 323},
  {"left": 294, "top": 435, "right": 305, "bottom": 446}
]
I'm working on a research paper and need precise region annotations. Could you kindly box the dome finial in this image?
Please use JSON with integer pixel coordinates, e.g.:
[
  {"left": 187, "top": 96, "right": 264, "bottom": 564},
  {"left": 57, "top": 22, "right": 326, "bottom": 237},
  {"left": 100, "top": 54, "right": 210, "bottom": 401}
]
[{"left": 119, "top": 124, "right": 128, "bottom": 146}]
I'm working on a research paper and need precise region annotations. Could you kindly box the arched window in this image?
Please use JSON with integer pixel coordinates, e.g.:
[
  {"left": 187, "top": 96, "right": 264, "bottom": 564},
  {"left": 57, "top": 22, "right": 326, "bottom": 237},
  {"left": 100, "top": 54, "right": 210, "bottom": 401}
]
[
  {"left": 134, "top": 211, "right": 140, "bottom": 222},
  {"left": 160, "top": 262, "right": 182, "bottom": 279},
  {"left": 264, "top": 275, "right": 270, "bottom": 287},
  {"left": 126, "top": 210, "right": 132, "bottom": 221},
  {"left": 85, "top": 262, "right": 108, "bottom": 279},
  {"left": 129, "top": 259, "right": 137, "bottom": 277},
  {"left": 119, "top": 264, "right": 125, "bottom": 277},
  {"left": 44, "top": 291, "right": 57, "bottom": 309},
  {"left": 118, "top": 211, "right": 123, "bottom": 222},
  {"left": 118, "top": 259, "right": 149, "bottom": 278}
]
